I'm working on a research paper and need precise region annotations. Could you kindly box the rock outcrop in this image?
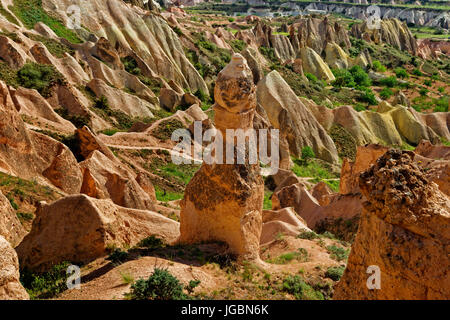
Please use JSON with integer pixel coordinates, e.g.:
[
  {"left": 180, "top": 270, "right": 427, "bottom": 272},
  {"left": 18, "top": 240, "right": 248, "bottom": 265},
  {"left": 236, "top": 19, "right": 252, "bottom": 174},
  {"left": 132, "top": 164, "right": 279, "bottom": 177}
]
[
  {"left": 16, "top": 194, "right": 179, "bottom": 271},
  {"left": 179, "top": 54, "right": 264, "bottom": 261},
  {"left": 0, "top": 236, "right": 29, "bottom": 300},
  {"left": 351, "top": 18, "right": 418, "bottom": 55},
  {"left": 257, "top": 71, "right": 339, "bottom": 164},
  {"left": 0, "top": 191, "right": 26, "bottom": 248},
  {"left": 299, "top": 47, "right": 335, "bottom": 81},
  {"left": 335, "top": 150, "right": 450, "bottom": 299}
]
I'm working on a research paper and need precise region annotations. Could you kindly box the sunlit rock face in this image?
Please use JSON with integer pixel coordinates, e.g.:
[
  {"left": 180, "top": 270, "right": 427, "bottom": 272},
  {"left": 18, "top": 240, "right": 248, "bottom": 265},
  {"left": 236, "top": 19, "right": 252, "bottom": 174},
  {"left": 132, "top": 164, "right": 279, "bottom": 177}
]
[{"left": 179, "top": 54, "right": 264, "bottom": 261}]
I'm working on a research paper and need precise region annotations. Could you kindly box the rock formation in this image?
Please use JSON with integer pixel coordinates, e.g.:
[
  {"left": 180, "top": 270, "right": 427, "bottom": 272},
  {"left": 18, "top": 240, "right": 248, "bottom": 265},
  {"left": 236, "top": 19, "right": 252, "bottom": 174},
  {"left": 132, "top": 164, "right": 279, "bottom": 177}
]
[
  {"left": 300, "top": 47, "right": 335, "bottom": 81},
  {"left": 257, "top": 71, "right": 339, "bottom": 164},
  {"left": 179, "top": 54, "right": 264, "bottom": 261},
  {"left": 335, "top": 150, "right": 450, "bottom": 299},
  {"left": 0, "top": 191, "right": 26, "bottom": 248},
  {"left": 16, "top": 194, "right": 179, "bottom": 271},
  {"left": 0, "top": 236, "right": 29, "bottom": 300}
]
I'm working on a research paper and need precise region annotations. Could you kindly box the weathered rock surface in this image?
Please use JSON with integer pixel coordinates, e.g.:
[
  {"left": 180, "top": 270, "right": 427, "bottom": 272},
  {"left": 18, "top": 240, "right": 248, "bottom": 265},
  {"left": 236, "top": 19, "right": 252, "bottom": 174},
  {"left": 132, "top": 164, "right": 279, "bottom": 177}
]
[
  {"left": 0, "top": 191, "right": 26, "bottom": 248},
  {"left": 257, "top": 71, "right": 339, "bottom": 164},
  {"left": 335, "top": 150, "right": 450, "bottom": 299},
  {"left": 0, "top": 236, "right": 29, "bottom": 300},
  {"left": 300, "top": 47, "right": 335, "bottom": 81},
  {"left": 179, "top": 54, "right": 264, "bottom": 261},
  {"left": 16, "top": 194, "right": 179, "bottom": 271}
]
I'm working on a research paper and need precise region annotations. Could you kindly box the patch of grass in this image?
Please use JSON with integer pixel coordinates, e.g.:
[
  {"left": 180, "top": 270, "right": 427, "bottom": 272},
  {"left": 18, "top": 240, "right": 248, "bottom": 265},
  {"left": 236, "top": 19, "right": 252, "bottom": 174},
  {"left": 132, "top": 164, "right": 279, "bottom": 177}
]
[
  {"left": 229, "top": 39, "right": 246, "bottom": 52},
  {"left": 20, "top": 261, "right": 72, "bottom": 299},
  {"left": 291, "top": 158, "right": 339, "bottom": 181},
  {"left": 266, "top": 248, "right": 309, "bottom": 264},
  {"left": 25, "top": 33, "right": 74, "bottom": 58},
  {"left": 297, "top": 230, "right": 320, "bottom": 240},
  {"left": 379, "top": 87, "right": 394, "bottom": 100},
  {"left": 326, "top": 245, "right": 349, "bottom": 262},
  {"left": 120, "top": 271, "right": 134, "bottom": 285},
  {"left": 282, "top": 275, "right": 324, "bottom": 300},
  {"left": 16, "top": 212, "right": 34, "bottom": 222},
  {"left": 263, "top": 191, "right": 272, "bottom": 210},
  {"left": 325, "top": 266, "right": 345, "bottom": 281},
  {"left": 10, "top": 0, "right": 82, "bottom": 43},
  {"left": 0, "top": 3, "right": 19, "bottom": 25},
  {"left": 17, "top": 62, "right": 64, "bottom": 97},
  {"left": 154, "top": 185, "right": 184, "bottom": 202}
]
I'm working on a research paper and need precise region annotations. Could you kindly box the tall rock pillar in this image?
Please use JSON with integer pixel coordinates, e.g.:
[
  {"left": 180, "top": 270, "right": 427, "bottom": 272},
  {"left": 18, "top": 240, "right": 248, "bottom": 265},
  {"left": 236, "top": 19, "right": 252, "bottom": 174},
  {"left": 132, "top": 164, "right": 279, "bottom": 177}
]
[{"left": 179, "top": 54, "right": 264, "bottom": 261}]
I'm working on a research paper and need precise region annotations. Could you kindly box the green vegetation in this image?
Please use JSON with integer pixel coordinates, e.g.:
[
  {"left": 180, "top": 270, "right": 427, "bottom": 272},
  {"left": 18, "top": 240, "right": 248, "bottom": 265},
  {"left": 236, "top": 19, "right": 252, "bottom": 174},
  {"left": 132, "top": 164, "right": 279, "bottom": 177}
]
[
  {"left": 266, "top": 248, "right": 309, "bottom": 264},
  {"left": 17, "top": 63, "right": 64, "bottom": 97},
  {"left": 292, "top": 157, "right": 340, "bottom": 191},
  {"left": 412, "top": 68, "right": 423, "bottom": 77},
  {"left": 10, "top": 0, "right": 82, "bottom": 43},
  {"left": 358, "top": 87, "right": 377, "bottom": 105},
  {"left": 229, "top": 39, "right": 246, "bottom": 52},
  {"left": 394, "top": 67, "right": 409, "bottom": 79},
  {"left": 0, "top": 3, "right": 19, "bottom": 25},
  {"left": 155, "top": 185, "right": 184, "bottom": 202},
  {"left": 25, "top": 33, "right": 74, "bottom": 58},
  {"left": 329, "top": 124, "right": 356, "bottom": 161},
  {"left": 300, "top": 146, "right": 315, "bottom": 164},
  {"left": 378, "top": 76, "right": 397, "bottom": 88},
  {"left": 326, "top": 245, "right": 349, "bottom": 262},
  {"left": 107, "top": 248, "right": 129, "bottom": 264},
  {"left": 379, "top": 87, "right": 394, "bottom": 100},
  {"left": 153, "top": 119, "right": 185, "bottom": 141},
  {"left": 138, "top": 235, "right": 166, "bottom": 250},
  {"left": 263, "top": 191, "right": 273, "bottom": 210},
  {"left": 372, "top": 60, "right": 386, "bottom": 72},
  {"left": 20, "top": 262, "right": 71, "bottom": 299},
  {"left": 127, "top": 268, "right": 193, "bottom": 300},
  {"left": 282, "top": 275, "right": 324, "bottom": 300},
  {"left": 325, "top": 266, "right": 345, "bottom": 281}
]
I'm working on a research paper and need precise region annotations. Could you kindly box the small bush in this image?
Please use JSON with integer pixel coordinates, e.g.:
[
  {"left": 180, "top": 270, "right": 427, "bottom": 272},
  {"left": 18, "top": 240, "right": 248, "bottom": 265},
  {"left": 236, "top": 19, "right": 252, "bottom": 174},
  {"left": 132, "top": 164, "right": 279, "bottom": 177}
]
[
  {"left": 172, "top": 26, "right": 183, "bottom": 36},
  {"left": 378, "top": 76, "right": 397, "bottom": 88},
  {"left": 282, "top": 275, "right": 324, "bottom": 300},
  {"left": 139, "top": 235, "right": 165, "bottom": 249},
  {"left": 411, "top": 68, "right": 423, "bottom": 76},
  {"left": 394, "top": 67, "right": 409, "bottom": 79},
  {"left": 372, "top": 60, "right": 386, "bottom": 72},
  {"left": 423, "top": 79, "right": 432, "bottom": 86},
  {"left": 434, "top": 96, "right": 449, "bottom": 112},
  {"left": 121, "top": 56, "right": 140, "bottom": 75},
  {"left": 228, "top": 17, "right": 235, "bottom": 22},
  {"left": 419, "top": 88, "right": 429, "bottom": 96},
  {"left": 107, "top": 248, "right": 129, "bottom": 264},
  {"left": 326, "top": 245, "right": 349, "bottom": 262},
  {"left": 128, "top": 268, "right": 189, "bottom": 300},
  {"left": 438, "top": 87, "right": 444, "bottom": 93},
  {"left": 17, "top": 63, "right": 64, "bottom": 97},
  {"left": 94, "top": 95, "right": 109, "bottom": 110},
  {"left": 301, "top": 146, "right": 315, "bottom": 164},
  {"left": 297, "top": 230, "right": 320, "bottom": 240},
  {"left": 349, "top": 65, "right": 371, "bottom": 88},
  {"left": 325, "top": 266, "right": 345, "bottom": 281},
  {"left": 379, "top": 87, "right": 394, "bottom": 100},
  {"left": 359, "top": 87, "right": 377, "bottom": 105},
  {"left": 305, "top": 73, "right": 318, "bottom": 83}
]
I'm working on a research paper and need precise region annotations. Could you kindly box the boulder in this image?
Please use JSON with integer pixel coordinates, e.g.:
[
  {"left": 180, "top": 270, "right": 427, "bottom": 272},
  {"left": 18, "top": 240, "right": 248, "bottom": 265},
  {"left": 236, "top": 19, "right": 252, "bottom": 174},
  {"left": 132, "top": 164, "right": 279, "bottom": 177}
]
[
  {"left": 257, "top": 70, "right": 339, "bottom": 164},
  {"left": 300, "top": 47, "right": 335, "bottom": 81},
  {"left": 0, "top": 236, "right": 29, "bottom": 300},
  {"left": 325, "top": 42, "right": 349, "bottom": 70},
  {"left": 16, "top": 194, "right": 179, "bottom": 271},
  {"left": 334, "top": 150, "right": 450, "bottom": 299}
]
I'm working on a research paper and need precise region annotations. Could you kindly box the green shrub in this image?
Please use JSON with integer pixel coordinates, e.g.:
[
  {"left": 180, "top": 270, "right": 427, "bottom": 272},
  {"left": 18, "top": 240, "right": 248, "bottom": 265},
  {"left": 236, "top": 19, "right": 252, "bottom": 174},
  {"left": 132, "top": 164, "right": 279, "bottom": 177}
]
[
  {"left": 411, "top": 68, "right": 423, "bottom": 76},
  {"left": 394, "top": 67, "right": 409, "bottom": 79},
  {"left": 229, "top": 39, "right": 246, "bottom": 52},
  {"left": 438, "top": 87, "right": 444, "bottom": 93},
  {"left": 379, "top": 87, "right": 394, "bottom": 100},
  {"left": 423, "top": 79, "right": 432, "bottom": 86},
  {"left": 372, "top": 60, "right": 386, "bottom": 72},
  {"left": 359, "top": 87, "right": 377, "bottom": 105},
  {"left": 353, "top": 103, "right": 366, "bottom": 112},
  {"left": 128, "top": 268, "right": 189, "bottom": 300},
  {"left": 228, "top": 17, "right": 235, "bottom": 22},
  {"left": 301, "top": 146, "right": 315, "bottom": 164},
  {"left": 121, "top": 56, "right": 140, "bottom": 75},
  {"left": 326, "top": 245, "right": 349, "bottom": 262},
  {"left": 107, "top": 248, "right": 129, "bottom": 264},
  {"left": 282, "top": 275, "right": 324, "bottom": 300},
  {"left": 297, "top": 230, "right": 320, "bottom": 240},
  {"left": 17, "top": 63, "right": 64, "bottom": 97},
  {"left": 434, "top": 96, "right": 449, "bottom": 112},
  {"left": 267, "top": 248, "right": 309, "bottom": 264},
  {"left": 419, "top": 88, "right": 429, "bottom": 96},
  {"left": 20, "top": 261, "right": 71, "bottom": 299},
  {"left": 331, "top": 69, "right": 355, "bottom": 88},
  {"left": 378, "top": 76, "right": 397, "bottom": 88},
  {"left": 139, "top": 235, "right": 165, "bottom": 249},
  {"left": 349, "top": 65, "right": 371, "bottom": 88},
  {"left": 325, "top": 266, "right": 345, "bottom": 281},
  {"left": 305, "top": 73, "right": 318, "bottom": 83},
  {"left": 94, "top": 95, "right": 109, "bottom": 109},
  {"left": 172, "top": 26, "right": 183, "bottom": 36}
]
